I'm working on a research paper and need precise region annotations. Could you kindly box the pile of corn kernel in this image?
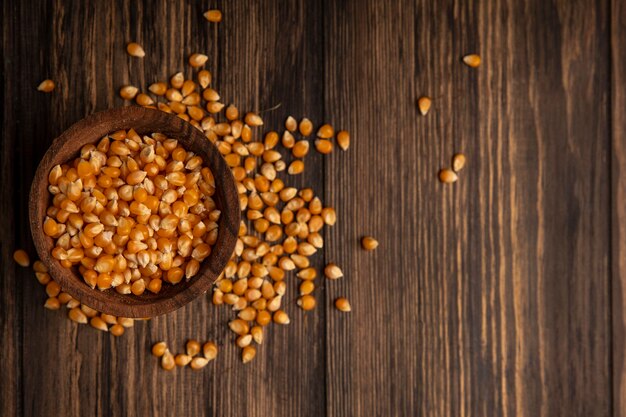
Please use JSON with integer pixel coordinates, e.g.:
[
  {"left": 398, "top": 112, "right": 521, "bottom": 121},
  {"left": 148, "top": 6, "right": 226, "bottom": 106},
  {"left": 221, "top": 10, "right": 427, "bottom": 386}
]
[
  {"left": 126, "top": 65, "right": 358, "bottom": 364},
  {"left": 13, "top": 249, "right": 134, "bottom": 335},
  {"left": 22, "top": 8, "right": 380, "bottom": 369},
  {"left": 43, "top": 129, "right": 220, "bottom": 296}
]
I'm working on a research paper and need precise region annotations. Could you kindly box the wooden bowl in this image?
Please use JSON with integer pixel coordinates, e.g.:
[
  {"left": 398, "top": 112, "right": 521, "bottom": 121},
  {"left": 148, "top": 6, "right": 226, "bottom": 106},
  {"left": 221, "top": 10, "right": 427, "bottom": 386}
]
[{"left": 29, "top": 107, "right": 240, "bottom": 318}]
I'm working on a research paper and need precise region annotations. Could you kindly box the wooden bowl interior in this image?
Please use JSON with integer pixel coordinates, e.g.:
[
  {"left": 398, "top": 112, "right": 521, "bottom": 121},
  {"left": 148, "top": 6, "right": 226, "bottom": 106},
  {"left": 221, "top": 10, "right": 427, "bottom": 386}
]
[{"left": 29, "top": 107, "right": 239, "bottom": 318}]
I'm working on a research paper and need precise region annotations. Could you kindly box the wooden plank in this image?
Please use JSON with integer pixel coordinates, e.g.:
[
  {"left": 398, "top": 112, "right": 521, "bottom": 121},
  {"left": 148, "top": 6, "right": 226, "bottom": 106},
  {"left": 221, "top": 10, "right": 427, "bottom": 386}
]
[
  {"left": 2, "top": 0, "right": 328, "bottom": 416},
  {"left": 209, "top": 1, "right": 328, "bottom": 417},
  {"left": 612, "top": 0, "right": 626, "bottom": 414},
  {"left": 1, "top": 0, "right": 56, "bottom": 416},
  {"left": 323, "top": 0, "right": 611, "bottom": 416}
]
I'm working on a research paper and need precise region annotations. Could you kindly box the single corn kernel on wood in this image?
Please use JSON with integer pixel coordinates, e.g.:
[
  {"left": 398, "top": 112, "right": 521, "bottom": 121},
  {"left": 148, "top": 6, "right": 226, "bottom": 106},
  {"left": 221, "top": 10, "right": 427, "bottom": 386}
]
[
  {"left": 37, "top": 79, "right": 55, "bottom": 93},
  {"left": 118, "top": 317, "right": 134, "bottom": 328},
  {"left": 273, "top": 309, "right": 290, "bottom": 324},
  {"left": 136, "top": 93, "right": 154, "bottom": 106},
  {"left": 58, "top": 293, "right": 72, "bottom": 305},
  {"left": 242, "top": 345, "right": 256, "bottom": 363},
  {"left": 418, "top": 96, "right": 432, "bottom": 116},
  {"left": 181, "top": 79, "right": 196, "bottom": 97},
  {"left": 282, "top": 131, "right": 295, "bottom": 149},
  {"left": 189, "top": 53, "right": 209, "bottom": 68},
  {"left": 361, "top": 236, "right": 379, "bottom": 251},
  {"left": 336, "top": 130, "right": 350, "bottom": 150},
  {"left": 126, "top": 42, "right": 145, "bottom": 58},
  {"left": 317, "top": 124, "right": 334, "bottom": 139},
  {"left": 452, "top": 153, "right": 466, "bottom": 172},
  {"left": 101, "top": 314, "right": 117, "bottom": 325},
  {"left": 300, "top": 280, "right": 315, "bottom": 295},
  {"left": 90, "top": 316, "right": 109, "bottom": 332},
  {"left": 292, "top": 141, "right": 309, "bottom": 158},
  {"left": 299, "top": 118, "right": 313, "bottom": 136},
  {"left": 110, "top": 324, "right": 125, "bottom": 336},
  {"left": 236, "top": 334, "right": 253, "bottom": 348},
  {"left": 297, "top": 267, "right": 317, "bottom": 280},
  {"left": 69, "top": 307, "right": 88, "bottom": 324},
  {"left": 186, "top": 340, "right": 201, "bottom": 356},
  {"left": 170, "top": 72, "right": 184, "bottom": 89},
  {"left": 438, "top": 168, "right": 458, "bottom": 184},
  {"left": 256, "top": 310, "right": 271, "bottom": 326},
  {"left": 190, "top": 357, "right": 209, "bottom": 369},
  {"left": 33, "top": 260, "right": 48, "bottom": 273},
  {"left": 44, "top": 297, "right": 60, "bottom": 310},
  {"left": 152, "top": 342, "right": 167, "bottom": 357},
  {"left": 225, "top": 104, "right": 239, "bottom": 121},
  {"left": 324, "top": 263, "right": 343, "bottom": 279},
  {"left": 148, "top": 82, "right": 167, "bottom": 96},
  {"left": 120, "top": 85, "right": 139, "bottom": 100},
  {"left": 204, "top": 9, "right": 222, "bottom": 22},
  {"left": 161, "top": 349, "right": 176, "bottom": 370},
  {"left": 35, "top": 272, "right": 51, "bottom": 285},
  {"left": 297, "top": 295, "right": 316, "bottom": 311},
  {"left": 46, "top": 281, "right": 61, "bottom": 297},
  {"left": 67, "top": 299, "right": 80, "bottom": 309},
  {"left": 175, "top": 354, "right": 193, "bottom": 367},
  {"left": 229, "top": 319, "right": 249, "bottom": 335},
  {"left": 463, "top": 53, "right": 481, "bottom": 68},
  {"left": 335, "top": 297, "right": 352, "bottom": 312},
  {"left": 288, "top": 160, "right": 304, "bottom": 175},
  {"left": 315, "top": 139, "right": 333, "bottom": 154},
  {"left": 203, "top": 342, "right": 218, "bottom": 360},
  {"left": 285, "top": 116, "right": 297, "bottom": 132},
  {"left": 244, "top": 112, "right": 263, "bottom": 127},
  {"left": 250, "top": 326, "right": 263, "bottom": 344},
  {"left": 198, "top": 70, "right": 212, "bottom": 88},
  {"left": 13, "top": 249, "right": 30, "bottom": 267}
]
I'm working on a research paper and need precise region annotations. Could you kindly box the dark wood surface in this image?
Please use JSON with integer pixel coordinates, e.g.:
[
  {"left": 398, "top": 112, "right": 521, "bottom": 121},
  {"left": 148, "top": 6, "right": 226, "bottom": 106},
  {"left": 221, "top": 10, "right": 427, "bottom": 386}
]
[
  {"left": 0, "top": 0, "right": 621, "bottom": 416},
  {"left": 614, "top": 0, "right": 626, "bottom": 415}
]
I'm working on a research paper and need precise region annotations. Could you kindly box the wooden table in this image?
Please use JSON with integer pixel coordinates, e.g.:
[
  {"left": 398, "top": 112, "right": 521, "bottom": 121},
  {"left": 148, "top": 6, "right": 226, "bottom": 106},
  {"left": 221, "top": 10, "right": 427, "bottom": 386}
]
[{"left": 2, "top": 0, "right": 625, "bottom": 416}]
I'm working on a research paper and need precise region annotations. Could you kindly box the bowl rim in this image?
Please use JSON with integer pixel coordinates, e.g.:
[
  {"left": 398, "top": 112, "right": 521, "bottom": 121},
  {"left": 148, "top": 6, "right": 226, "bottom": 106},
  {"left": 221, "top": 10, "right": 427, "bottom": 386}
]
[{"left": 29, "top": 106, "right": 240, "bottom": 318}]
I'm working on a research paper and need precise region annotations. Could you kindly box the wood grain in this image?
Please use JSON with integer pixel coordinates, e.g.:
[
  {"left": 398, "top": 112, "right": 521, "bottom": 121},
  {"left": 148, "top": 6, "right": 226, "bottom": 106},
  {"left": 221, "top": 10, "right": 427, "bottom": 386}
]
[
  {"left": 324, "top": 0, "right": 610, "bottom": 416},
  {"left": 613, "top": 0, "right": 626, "bottom": 415},
  {"left": 0, "top": 0, "right": 619, "bottom": 416}
]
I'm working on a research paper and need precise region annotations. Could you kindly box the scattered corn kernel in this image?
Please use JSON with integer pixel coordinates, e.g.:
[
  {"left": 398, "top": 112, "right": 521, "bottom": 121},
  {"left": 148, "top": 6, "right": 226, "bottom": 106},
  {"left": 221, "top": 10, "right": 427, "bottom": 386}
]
[
  {"left": 175, "top": 354, "right": 192, "bottom": 367},
  {"left": 37, "top": 79, "right": 55, "bottom": 93},
  {"left": 273, "top": 309, "right": 290, "bottom": 324},
  {"left": 161, "top": 349, "right": 176, "bottom": 370},
  {"left": 335, "top": 297, "right": 351, "bottom": 312},
  {"left": 120, "top": 85, "right": 139, "bottom": 100},
  {"left": 336, "top": 130, "right": 350, "bottom": 150},
  {"left": 361, "top": 236, "right": 379, "bottom": 251},
  {"left": 452, "top": 153, "right": 466, "bottom": 172},
  {"left": 439, "top": 168, "right": 458, "bottom": 184},
  {"left": 297, "top": 295, "right": 316, "bottom": 311},
  {"left": 204, "top": 9, "right": 222, "bottom": 23},
  {"left": 152, "top": 342, "right": 167, "bottom": 357},
  {"left": 189, "top": 53, "right": 209, "bottom": 68},
  {"left": 203, "top": 342, "right": 218, "bottom": 360},
  {"left": 299, "top": 118, "right": 313, "bottom": 136},
  {"left": 418, "top": 96, "right": 431, "bottom": 116},
  {"left": 324, "top": 263, "right": 343, "bottom": 279},
  {"left": 242, "top": 345, "right": 256, "bottom": 363},
  {"left": 463, "top": 54, "right": 481, "bottom": 68},
  {"left": 190, "top": 357, "right": 209, "bottom": 369},
  {"left": 126, "top": 42, "right": 145, "bottom": 58},
  {"left": 13, "top": 249, "right": 30, "bottom": 267}
]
